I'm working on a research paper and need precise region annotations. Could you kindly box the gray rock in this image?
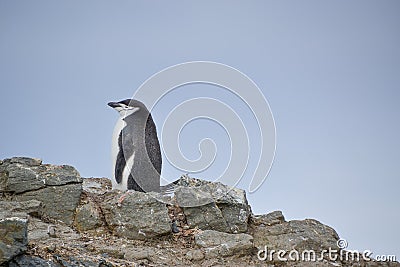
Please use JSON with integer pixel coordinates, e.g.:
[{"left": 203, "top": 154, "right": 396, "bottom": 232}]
[
  {"left": 124, "top": 247, "right": 156, "bottom": 261},
  {"left": 0, "top": 217, "right": 28, "bottom": 265},
  {"left": 251, "top": 210, "right": 285, "bottom": 226},
  {"left": 0, "top": 157, "right": 82, "bottom": 194},
  {"left": 14, "top": 183, "right": 82, "bottom": 226},
  {"left": 74, "top": 202, "right": 102, "bottom": 232},
  {"left": 27, "top": 217, "right": 80, "bottom": 243},
  {"left": 102, "top": 191, "right": 171, "bottom": 240},
  {"left": 51, "top": 254, "right": 108, "bottom": 267},
  {"left": 40, "top": 164, "right": 82, "bottom": 186},
  {"left": 183, "top": 203, "right": 230, "bottom": 233},
  {"left": 175, "top": 186, "right": 214, "bottom": 207},
  {"left": 82, "top": 178, "right": 112, "bottom": 195},
  {"left": 0, "top": 161, "right": 45, "bottom": 193},
  {"left": 194, "top": 230, "right": 254, "bottom": 258},
  {"left": 8, "top": 254, "right": 59, "bottom": 267},
  {"left": 97, "top": 246, "right": 125, "bottom": 259},
  {"left": 1, "top": 157, "right": 397, "bottom": 266},
  {"left": 185, "top": 249, "right": 205, "bottom": 261},
  {"left": 7, "top": 157, "right": 42, "bottom": 166},
  {"left": 174, "top": 176, "right": 251, "bottom": 233},
  {"left": 251, "top": 213, "right": 339, "bottom": 254},
  {"left": 0, "top": 157, "right": 83, "bottom": 226},
  {"left": 0, "top": 200, "right": 42, "bottom": 218}
]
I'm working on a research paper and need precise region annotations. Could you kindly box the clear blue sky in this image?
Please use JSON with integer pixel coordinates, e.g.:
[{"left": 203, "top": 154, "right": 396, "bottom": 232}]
[{"left": 1, "top": 0, "right": 399, "bottom": 260}]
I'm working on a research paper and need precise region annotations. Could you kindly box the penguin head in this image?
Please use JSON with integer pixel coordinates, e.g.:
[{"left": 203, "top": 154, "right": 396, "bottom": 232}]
[{"left": 108, "top": 99, "right": 149, "bottom": 118}]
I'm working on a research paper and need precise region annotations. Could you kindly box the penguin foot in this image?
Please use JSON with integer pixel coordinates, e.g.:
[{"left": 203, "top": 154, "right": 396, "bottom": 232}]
[{"left": 117, "top": 191, "right": 131, "bottom": 206}]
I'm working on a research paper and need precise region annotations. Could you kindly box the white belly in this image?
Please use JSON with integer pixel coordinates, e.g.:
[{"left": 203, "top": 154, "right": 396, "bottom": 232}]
[{"left": 111, "top": 117, "right": 128, "bottom": 191}]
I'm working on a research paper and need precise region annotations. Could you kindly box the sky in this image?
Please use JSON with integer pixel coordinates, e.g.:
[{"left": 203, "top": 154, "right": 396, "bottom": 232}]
[{"left": 1, "top": 0, "right": 399, "bottom": 260}]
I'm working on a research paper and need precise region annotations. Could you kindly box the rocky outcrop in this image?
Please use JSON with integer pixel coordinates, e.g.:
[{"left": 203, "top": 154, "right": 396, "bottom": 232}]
[
  {"left": 0, "top": 157, "right": 81, "bottom": 193},
  {"left": 1, "top": 157, "right": 398, "bottom": 266},
  {"left": 0, "top": 157, "right": 82, "bottom": 226},
  {"left": 249, "top": 211, "right": 343, "bottom": 263},
  {"left": 0, "top": 157, "right": 43, "bottom": 193},
  {"left": 250, "top": 210, "right": 339, "bottom": 252}
]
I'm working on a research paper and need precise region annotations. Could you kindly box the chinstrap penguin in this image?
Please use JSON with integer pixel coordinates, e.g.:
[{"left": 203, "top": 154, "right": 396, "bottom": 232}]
[{"left": 108, "top": 99, "right": 177, "bottom": 193}]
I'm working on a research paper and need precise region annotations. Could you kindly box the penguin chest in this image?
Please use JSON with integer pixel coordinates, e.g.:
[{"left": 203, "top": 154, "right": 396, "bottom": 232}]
[{"left": 111, "top": 118, "right": 132, "bottom": 191}]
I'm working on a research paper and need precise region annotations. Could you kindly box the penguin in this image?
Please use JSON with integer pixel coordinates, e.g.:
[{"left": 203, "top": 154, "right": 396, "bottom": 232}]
[{"left": 108, "top": 99, "right": 178, "bottom": 193}]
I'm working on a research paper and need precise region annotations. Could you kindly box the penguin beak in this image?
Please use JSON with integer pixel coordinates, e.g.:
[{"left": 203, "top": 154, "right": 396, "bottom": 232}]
[{"left": 108, "top": 102, "right": 120, "bottom": 108}]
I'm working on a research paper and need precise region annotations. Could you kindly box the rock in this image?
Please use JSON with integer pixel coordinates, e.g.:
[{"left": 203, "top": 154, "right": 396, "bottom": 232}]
[
  {"left": 46, "top": 244, "right": 57, "bottom": 253},
  {"left": 7, "top": 157, "right": 42, "bottom": 166},
  {"left": 102, "top": 191, "right": 171, "bottom": 240},
  {"left": 27, "top": 217, "right": 80, "bottom": 244},
  {"left": 174, "top": 186, "right": 214, "bottom": 207},
  {"left": 0, "top": 157, "right": 81, "bottom": 194},
  {"left": 74, "top": 179, "right": 109, "bottom": 233},
  {"left": 183, "top": 202, "right": 230, "bottom": 233},
  {"left": 251, "top": 210, "right": 285, "bottom": 226},
  {"left": 251, "top": 213, "right": 339, "bottom": 254},
  {"left": 74, "top": 202, "right": 102, "bottom": 232},
  {"left": 14, "top": 183, "right": 82, "bottom": 226},
  {"left": 185, "top": 249, "right": 205, "bottom": 261},
  {"left": 27, "top": 217, "right": 57, "bottom": 241},
  {"left": 174, "top": 176, "right": 251, "bottom": 233},
  {"left": 47, "top": 225, "right": 57, "bottom": 238},
  {"left": 8, "top": 254, "right": 57, "bottom": 267},
  {"left": 124, "top": 247, "right": 156, "bottom": 261},
  {"left": 0, "top": 160, "right": 45, "bottom": 193},
  {"left": 97, "top": 246, "right": 125, "bottom": 259},
  {"left": 1, "top": 157, "right": 398, "bottom": 266},
  {"left": 0, "top": 217, "right": 28, "bottom": 265},
  {"left": 0, "top": 157, "right": 82, "bottom": 226},
  {"left": 171, "top": 220, "right": 179, "bottom": 233},
  {"left": 51, "top": 254, "right": 110, "bottom": 267},
  {"left": 194, "top": 230, "right": 253, "bottom": 258},
  {"left": 39, "top": 165, "right": 81, "bottom": 186},
  {"left": 82, "top": 178, "right": 112, "bottom": 194},
  {"left": 0, "top": 200, "right": 42, "bottom": 219}
]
